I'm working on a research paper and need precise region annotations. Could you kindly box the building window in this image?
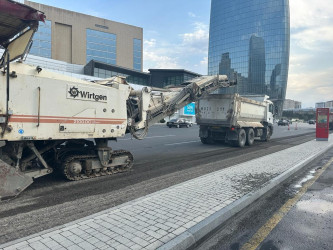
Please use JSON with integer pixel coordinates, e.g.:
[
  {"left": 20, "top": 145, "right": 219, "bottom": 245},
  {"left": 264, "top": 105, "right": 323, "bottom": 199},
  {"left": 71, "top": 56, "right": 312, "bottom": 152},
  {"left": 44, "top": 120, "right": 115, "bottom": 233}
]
[
  {"left": 164, "top": 75, "right": 183, "bottom": 86},
  {"left": 162, "top": 74, "right": 197, "bottom": 87},
  {"left": 86, "top": 29, "right": 116, "bottom": 64},
  {"left": 30, "top": 20, "right": 51, "bottom": 58},
  {"left": 133, "top": 38, "right": 142, "bottom": 71}
]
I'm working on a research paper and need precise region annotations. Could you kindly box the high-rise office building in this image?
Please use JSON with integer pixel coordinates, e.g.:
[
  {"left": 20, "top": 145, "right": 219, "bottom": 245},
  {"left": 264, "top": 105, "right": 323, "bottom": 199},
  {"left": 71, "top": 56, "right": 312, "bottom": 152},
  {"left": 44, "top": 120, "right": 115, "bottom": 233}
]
[
  {"left": 24, "top": 0, "right": 143, "bottom": 71},
  {"left": 208, "top": 0, "right": 290, "bottom": 114}
]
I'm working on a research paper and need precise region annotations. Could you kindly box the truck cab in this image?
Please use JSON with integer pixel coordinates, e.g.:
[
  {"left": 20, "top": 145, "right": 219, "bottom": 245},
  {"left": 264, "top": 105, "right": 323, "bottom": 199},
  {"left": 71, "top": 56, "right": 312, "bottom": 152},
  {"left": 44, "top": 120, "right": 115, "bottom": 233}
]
[{"left": 266, "top": 100, "right": 274, "bottom": 125}]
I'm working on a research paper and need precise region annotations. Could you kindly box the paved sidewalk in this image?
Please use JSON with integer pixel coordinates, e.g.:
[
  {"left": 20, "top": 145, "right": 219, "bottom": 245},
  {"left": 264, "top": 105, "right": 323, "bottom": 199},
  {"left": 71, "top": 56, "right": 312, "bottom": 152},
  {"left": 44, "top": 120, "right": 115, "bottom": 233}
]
[{"left": 1, "top": 136, "right": 332, "bottom": 250}]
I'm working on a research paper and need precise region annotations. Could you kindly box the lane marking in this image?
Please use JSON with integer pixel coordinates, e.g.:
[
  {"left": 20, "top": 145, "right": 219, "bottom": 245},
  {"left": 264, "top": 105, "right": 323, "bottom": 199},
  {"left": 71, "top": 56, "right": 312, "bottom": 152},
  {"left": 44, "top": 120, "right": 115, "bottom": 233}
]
[
  {"left": 165, "top": 140, "right": 200, "bottom": 146},
  {"left": 118, "top": 135, "right": 176, "bottom": 141},
  {"left": 241, "top": 156, "right": 333, "bottom": 250}
]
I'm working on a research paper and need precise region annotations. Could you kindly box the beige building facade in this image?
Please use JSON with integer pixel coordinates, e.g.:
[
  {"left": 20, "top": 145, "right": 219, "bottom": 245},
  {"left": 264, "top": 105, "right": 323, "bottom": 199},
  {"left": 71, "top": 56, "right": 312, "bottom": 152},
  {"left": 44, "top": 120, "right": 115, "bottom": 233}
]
[
  {"left": 315, "top": 101, "right": 333, "bottom": 109},
  {"left": 24, "top": 1, "right": 143, "bottom": 71},
  {"left": 283, "top": 99, "right": 302, "bottom": 110}
]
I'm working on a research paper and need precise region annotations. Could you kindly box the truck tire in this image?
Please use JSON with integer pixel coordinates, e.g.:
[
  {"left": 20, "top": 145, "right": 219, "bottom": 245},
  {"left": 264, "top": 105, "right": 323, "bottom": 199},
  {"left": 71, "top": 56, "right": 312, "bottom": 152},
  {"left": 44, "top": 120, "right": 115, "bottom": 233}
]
[
  {"left": 200, "top": 137, "right": 214, "bottom": 144},
  {"left": 236, "top": 129, "right": 246, "bottom": 147},
  {"left": 246, "top": 128, "right": 255, "bottom": 146}
]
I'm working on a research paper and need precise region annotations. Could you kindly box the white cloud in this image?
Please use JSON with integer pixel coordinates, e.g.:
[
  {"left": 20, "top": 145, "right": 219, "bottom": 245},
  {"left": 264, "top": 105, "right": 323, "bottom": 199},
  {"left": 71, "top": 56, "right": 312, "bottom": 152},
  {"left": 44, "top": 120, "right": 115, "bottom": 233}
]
[
  {"left": 144, "top": 39, "right": 156, "bottom": 48},
  {"left": 143, "top": 22, "right": 209, "bottom": 74},
  {"left": 287, "top": 68, "right": 333, "bottom": 107},
  {"left": 143, "top": 39, "right": 180, "bottom": 71},
  {"left": 290, "top": 0, "right": 333, "bottom": 29},
  {"left": 188, "top": 12, "right": 196, "bottom": 18},
  {"left": 200, "top": 56, "right": 208, "bottom": 66},
  {"left": 292, "top": 26, "right": 333, "bottom": 51},
  {"left": 289, "top": 54, "right": 311, "bottom": 69},
  {"left": 288, "top": 0, "right": 333, "bottom": 106},
  {"left": 180, "top": 22, "right": 209, "bottom": 53},
  {"left": 143, "top": 50, "right": 180, "bottom": 70},
  {"left": 290, "top": 0, "right": 333, "bottom": 50}
]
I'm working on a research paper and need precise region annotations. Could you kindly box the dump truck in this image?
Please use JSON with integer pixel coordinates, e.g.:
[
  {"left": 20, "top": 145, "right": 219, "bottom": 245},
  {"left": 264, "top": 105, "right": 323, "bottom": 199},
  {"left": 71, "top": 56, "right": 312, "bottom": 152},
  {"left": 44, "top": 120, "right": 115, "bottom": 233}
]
[
  {"left": 196, "top": 94, "right": 274, "bottom": 147},
  {"left": 0, "top": 0, "right": 236, "bottom": 199}
]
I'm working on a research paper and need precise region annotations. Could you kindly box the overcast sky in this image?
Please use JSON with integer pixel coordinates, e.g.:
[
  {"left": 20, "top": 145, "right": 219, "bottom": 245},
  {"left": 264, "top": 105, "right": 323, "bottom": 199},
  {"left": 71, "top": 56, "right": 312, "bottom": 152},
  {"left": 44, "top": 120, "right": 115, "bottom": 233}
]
[{"left": 31, "top": 0, "right": 333, "bottom": 108}]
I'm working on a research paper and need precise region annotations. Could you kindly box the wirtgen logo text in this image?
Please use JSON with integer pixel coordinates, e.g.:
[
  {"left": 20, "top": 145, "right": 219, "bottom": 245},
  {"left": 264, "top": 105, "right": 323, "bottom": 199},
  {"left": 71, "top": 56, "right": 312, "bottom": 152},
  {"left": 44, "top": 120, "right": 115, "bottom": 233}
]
[{"left": 67, "top": 85, "right": 107, "bottom": 102}]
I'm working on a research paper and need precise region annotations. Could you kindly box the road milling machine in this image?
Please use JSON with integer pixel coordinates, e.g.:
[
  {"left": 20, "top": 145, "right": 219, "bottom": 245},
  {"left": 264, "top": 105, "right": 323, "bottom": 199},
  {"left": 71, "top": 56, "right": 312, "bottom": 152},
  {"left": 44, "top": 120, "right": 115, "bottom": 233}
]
[{"left": 0, "top": 0, "right": 235, "bottom": 199}]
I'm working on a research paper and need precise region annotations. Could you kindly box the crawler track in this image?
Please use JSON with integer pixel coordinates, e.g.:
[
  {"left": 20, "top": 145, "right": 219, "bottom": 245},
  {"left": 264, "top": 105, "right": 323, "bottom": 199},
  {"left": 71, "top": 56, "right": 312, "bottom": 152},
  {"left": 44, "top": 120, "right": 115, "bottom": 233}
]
[{"left": 62, "top": 150, "right": 133, "bottom": 181}]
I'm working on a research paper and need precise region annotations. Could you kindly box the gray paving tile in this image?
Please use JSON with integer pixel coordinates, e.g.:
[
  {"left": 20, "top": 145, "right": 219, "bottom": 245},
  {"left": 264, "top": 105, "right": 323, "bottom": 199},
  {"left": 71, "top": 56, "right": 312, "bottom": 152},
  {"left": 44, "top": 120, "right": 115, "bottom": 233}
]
[
  {"left": 28, "top": 242, "right": 47, "bottom": 250},
  {"left": 3, "top": 241, "right": 29, "bottom": 250},
  {"left": 66, "top": 245, "right": 83, "bottom": 250},
  {"left": 77, "top": 242, "right": 95, "bottom": 250},
  {"left": 131, "top": 237, "right": 149, "bottom": 248}
]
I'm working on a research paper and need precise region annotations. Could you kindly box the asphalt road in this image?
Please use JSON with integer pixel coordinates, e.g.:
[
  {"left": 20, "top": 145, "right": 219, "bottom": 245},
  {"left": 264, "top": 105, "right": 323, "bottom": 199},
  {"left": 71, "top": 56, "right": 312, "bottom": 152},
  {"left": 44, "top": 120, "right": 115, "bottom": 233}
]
[
  {"left": 196, "top": 146, "right": 333, "bottom": 250},
  {"left": 0, "top": 123, "right": 316, "bottom": 244},
  {"left": 113, "top": 122, "right": 315, "bottom": 162}
]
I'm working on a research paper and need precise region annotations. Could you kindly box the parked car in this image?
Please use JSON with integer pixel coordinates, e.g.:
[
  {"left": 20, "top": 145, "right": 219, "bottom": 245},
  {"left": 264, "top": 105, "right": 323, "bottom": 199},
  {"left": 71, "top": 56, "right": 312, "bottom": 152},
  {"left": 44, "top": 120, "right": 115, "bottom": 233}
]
[
  {"left": 167, "top": 119, "right": 192, "bottom": 128},
  {"left": 308, "top": 120, "right": 315, "bottom": 124},
  {"left": 278, "top": 120, "right": 289, "bottom": 126}
]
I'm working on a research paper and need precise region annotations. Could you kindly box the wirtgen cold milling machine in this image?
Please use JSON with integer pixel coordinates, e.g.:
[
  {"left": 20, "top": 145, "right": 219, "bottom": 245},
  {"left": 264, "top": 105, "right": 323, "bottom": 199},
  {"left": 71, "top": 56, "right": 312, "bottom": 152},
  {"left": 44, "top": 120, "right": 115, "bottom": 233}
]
[{"left": 0, "top": 0, "right": 235, "bottom": 199}]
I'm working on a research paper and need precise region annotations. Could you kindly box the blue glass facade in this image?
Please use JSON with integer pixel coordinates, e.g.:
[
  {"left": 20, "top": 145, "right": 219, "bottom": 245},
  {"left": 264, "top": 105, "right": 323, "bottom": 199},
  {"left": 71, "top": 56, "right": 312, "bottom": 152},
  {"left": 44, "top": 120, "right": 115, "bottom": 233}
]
[
  {"left": 133, "top": 38, "right": 142, "bottom": 71},
  {"left": 86, "top": 29, "right": 116, "bottom": 64},
  {"left": 208, "top": 0, "right": 290, "bottom": 113},
  {"left": 30, "top": 20, "right": 52, "bottom": 58}
]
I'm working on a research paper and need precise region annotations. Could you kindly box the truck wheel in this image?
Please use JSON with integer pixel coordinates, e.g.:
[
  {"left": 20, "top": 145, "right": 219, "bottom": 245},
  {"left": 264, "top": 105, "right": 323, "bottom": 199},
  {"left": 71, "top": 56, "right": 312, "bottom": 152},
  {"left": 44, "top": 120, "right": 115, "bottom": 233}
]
[
  {"left": 200, "top": 137, "right": 214, "bottom": 144},
  {"left": 200, "top": 137, "right": 208, "bottom": 144},
  {"left": 246, "top": 128, "right": 255, "bottom": 146},
  {"left": 237, "top": 129, "right": 246, "bottom": 147}
]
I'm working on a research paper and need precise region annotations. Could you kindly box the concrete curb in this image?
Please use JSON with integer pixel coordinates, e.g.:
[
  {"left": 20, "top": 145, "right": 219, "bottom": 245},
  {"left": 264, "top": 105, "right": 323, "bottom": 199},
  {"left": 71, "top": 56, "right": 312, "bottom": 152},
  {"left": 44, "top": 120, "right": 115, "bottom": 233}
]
[{"left": 158, "top": 141, "right": 333, "bottom": 250}]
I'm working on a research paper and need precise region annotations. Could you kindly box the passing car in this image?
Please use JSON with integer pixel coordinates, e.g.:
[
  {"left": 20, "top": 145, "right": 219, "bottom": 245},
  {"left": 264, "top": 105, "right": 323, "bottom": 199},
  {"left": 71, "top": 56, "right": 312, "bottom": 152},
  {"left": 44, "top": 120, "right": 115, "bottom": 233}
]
[
  {"left": 308, "top": 120, "right": 315, "bottom": 124},
  {"left": 278, "top": 120, "right": 289, "bottom": 126},
  {"left": 167, "top": 119, "right": 192, "bottom": 128}
]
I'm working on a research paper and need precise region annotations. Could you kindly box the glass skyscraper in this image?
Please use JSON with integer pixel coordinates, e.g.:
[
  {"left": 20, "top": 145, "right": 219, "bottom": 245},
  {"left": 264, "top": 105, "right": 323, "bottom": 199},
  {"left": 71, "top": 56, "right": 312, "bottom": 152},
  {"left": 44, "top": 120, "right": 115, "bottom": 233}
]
[{"left": 208, "top": 0, "right": 290, "bottom": 114}]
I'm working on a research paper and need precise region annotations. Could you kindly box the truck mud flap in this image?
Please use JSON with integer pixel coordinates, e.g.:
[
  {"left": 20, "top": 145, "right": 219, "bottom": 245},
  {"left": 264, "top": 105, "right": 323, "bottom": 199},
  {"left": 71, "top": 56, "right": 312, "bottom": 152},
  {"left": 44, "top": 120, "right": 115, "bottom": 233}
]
[
  {"left": 199, "top": 127, "right": 209, "bottom": 138},
  {"left": 0, "top": 159, "right": 33, "bottom": 200},
  {"left": 226, "top": 130, "right": 238, "bottom": 141}
]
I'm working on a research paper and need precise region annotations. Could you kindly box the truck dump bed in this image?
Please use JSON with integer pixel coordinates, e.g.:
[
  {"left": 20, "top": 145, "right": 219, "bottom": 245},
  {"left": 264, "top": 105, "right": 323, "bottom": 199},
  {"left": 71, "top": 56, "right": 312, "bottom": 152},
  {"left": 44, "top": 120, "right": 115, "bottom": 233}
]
[{"left": 196, "top": 94, "right": 266, "bottom": 127}]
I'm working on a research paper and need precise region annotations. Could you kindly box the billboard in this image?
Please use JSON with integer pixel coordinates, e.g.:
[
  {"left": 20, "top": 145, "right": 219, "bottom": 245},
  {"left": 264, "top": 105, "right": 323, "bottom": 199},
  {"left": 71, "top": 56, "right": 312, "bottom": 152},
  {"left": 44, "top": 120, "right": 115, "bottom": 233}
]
[
  {"left": 316, "top": 108, "right": 329, "bottom": 141},
  {"left": 183, "top": 102, "right": 195, "bottom": 116}
]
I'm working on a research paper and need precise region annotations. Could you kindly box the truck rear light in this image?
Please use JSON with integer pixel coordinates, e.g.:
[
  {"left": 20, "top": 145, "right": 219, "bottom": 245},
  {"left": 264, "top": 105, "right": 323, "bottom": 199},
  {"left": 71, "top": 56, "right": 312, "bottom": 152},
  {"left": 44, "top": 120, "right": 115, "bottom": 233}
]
[{"left": 230, "top": 127, "right": 235, "bottom": 131}]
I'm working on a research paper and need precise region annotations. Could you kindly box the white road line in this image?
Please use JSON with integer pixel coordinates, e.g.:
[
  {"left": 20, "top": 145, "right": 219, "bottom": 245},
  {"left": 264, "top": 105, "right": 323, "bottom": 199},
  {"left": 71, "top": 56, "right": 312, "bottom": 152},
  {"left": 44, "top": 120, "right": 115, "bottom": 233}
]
[
  {"left": 118, "top": 135, "right": 176, "bottom": 141},
  {"left": 165, "top": 140, "right": 200, "bottom": 146}
]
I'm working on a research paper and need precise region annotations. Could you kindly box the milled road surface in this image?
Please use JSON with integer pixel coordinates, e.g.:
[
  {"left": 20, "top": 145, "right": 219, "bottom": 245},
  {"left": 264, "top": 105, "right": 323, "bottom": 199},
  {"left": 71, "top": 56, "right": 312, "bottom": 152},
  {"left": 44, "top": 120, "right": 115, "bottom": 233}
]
[{"left": 0, "top": 123, "right": 316, "bottom": 244}]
